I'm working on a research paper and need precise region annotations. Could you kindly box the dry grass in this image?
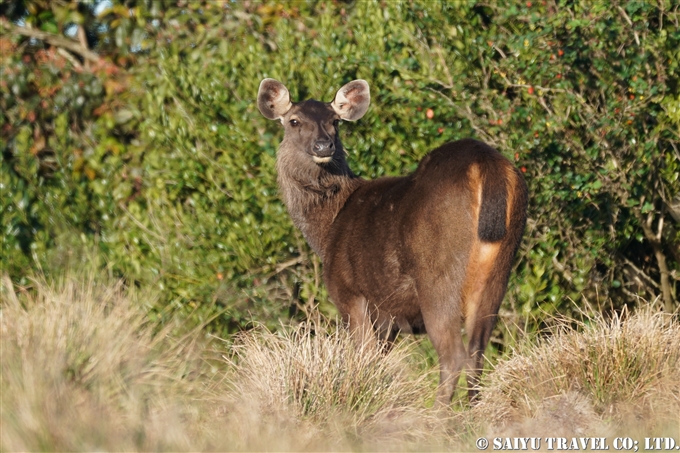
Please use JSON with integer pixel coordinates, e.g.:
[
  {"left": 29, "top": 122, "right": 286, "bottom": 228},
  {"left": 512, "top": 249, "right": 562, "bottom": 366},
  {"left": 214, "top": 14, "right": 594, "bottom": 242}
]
[
  {"left": 2, "top": 271, "right": 678, "bottom": 451},
  {"left": 0, "top": 273, "right": 220, "bottom": 451},
  {"left": 223, "top": 319, "right": 458, "bottom": 451},
  {"left": 0, "top": 272, "right": 458, "bottom": 451},
  {"left": 475, "top": 308, "right": 680, "bottom": 439}
]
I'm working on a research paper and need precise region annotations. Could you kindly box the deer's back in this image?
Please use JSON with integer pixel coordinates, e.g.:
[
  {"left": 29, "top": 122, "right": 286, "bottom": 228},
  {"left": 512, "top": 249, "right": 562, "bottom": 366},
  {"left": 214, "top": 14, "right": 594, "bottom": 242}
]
[{"left": 323, "top": 139, "right": 521, "bottom": 327}]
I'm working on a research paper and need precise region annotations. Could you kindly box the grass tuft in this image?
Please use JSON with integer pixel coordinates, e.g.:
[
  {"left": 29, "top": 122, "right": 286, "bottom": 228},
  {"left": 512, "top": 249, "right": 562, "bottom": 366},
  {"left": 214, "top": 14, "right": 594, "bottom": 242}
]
[
  {"left": 475, "top": 308, "right": 680, "bottom": 438},
  {"left": 0, "top": 273, "right": 212, "bottom": 451},
  {"left": 224, "top": 318, "right": 457, "bottom": 450},
  {"left": 0, "top": 272, "right": 457, "bottom": 451}
]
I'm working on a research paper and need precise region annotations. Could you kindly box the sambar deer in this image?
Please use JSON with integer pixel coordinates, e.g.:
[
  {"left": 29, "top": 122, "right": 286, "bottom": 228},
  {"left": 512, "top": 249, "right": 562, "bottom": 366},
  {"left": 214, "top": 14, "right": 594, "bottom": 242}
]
[{"left": 257, "top": 78, "right": 528, "bottom": 405}]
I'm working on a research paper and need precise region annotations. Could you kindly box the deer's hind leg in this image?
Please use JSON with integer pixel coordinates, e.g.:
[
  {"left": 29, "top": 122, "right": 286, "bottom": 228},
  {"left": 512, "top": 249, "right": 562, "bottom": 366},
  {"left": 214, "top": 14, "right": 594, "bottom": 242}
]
[
  {"left": 419, "top": 279, "right": 468, "bottom": 407},
  {"left": 462, "top": 241, "right": 503, "bottom": 401},
  {"left": 341, "top": 294, "right": 378, "bottom": 349}
]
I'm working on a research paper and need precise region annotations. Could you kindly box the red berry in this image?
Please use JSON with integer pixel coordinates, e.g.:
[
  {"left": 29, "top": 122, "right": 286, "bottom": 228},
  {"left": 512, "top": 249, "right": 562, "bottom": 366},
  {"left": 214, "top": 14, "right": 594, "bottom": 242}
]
[
  {"left": 558, "top": 49, "right": 564, "bottom": 56},
  {"left": 438, "top": 127, "right": 444, "bottom": 134},
  {"left": 521, "top": 166, "right": 527, "bottom": 173},
  {"left": 426, "top": 108, "right": 434, "bottom": 119},
  {"left": 528, "top": 87, "right": 535, "bottom": 95}
]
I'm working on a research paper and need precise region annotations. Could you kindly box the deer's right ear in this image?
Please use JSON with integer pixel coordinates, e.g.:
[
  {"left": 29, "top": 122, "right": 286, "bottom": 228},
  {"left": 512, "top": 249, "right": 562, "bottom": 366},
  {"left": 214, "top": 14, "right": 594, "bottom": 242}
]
[
  {"left": 331, "top": 80, "right": 370, "bottom": 121},
  {"left": 258, "top": 79, "right": 292, "bottom": 121}
]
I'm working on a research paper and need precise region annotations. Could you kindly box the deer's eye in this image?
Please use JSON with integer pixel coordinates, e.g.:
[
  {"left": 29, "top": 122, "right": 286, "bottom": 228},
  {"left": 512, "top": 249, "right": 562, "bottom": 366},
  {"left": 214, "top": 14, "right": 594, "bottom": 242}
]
[
  {"left": 289, "top": 119, "right": 300, "bottom": 127},
  {"left": 333, "top": 120, "right": 340, "bottom": 128}
]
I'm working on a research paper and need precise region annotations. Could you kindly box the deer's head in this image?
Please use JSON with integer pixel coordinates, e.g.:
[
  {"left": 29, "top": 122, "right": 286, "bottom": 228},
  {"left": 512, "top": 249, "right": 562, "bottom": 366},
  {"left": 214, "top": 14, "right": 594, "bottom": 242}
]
[{"left": 257, "top": 79, "right": 370, "bottom": 165}]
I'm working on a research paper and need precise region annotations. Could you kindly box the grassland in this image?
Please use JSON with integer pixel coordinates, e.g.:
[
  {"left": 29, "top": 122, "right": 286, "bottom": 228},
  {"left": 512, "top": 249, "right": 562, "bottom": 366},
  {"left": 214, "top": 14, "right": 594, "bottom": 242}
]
[{"left": 1, "top": 271, "right": 678, "bottom": 451}]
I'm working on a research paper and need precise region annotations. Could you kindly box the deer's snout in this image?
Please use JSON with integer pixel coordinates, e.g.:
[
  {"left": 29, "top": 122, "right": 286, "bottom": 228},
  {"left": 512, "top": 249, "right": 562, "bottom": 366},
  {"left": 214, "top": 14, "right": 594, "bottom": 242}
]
[{"left": 312, "top": 140, "right": 335, "bottom": 158}]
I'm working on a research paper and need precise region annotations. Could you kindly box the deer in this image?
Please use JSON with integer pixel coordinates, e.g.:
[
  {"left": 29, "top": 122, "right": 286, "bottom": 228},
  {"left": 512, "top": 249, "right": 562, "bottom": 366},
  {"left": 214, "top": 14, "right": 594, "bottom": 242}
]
[{"left": 257, "top": 78, "right": 528, "bottom": 406}]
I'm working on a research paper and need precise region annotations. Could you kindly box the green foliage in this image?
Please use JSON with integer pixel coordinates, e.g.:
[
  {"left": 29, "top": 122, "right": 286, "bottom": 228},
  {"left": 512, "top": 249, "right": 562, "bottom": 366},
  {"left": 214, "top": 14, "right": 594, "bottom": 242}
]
[{"left": 1, "top": 1, "right": 678, "bottom": 337}]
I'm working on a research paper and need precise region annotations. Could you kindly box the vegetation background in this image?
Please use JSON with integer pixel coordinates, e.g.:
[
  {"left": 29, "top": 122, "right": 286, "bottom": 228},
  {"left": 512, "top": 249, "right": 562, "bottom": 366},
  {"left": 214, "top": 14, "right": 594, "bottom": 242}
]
[
  {"left": 1, "top": 0, "right": 679, "bottom": 450},
  {"left": 2, "top": 0, "right": 679, "bottom": 332}
]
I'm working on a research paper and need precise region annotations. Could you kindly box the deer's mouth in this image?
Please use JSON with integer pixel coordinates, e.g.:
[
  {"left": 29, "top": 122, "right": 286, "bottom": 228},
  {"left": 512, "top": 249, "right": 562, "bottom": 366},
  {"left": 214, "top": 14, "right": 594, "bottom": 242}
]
[{"left": 312, "top": 155, "right": 333, "bottom": 164}]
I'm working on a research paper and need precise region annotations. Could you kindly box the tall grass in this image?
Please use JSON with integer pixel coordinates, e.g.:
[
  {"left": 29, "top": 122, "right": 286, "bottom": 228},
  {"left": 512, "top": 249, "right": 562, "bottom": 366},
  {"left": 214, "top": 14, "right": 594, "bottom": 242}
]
[
  {"left": 0, "top": 273, "right": 218, "bottom": 451},
  {"left": 0, "top": 272, "right": 456, "bottom": 451},
  {"left": 224, "top": 320, "right": 457, "bottom": 450},
  {"left": 475, "top": 308, "right": 680, "bottom": 438},
  {"left": 2, "top": 271, "right": 678, "bottom": 451}
]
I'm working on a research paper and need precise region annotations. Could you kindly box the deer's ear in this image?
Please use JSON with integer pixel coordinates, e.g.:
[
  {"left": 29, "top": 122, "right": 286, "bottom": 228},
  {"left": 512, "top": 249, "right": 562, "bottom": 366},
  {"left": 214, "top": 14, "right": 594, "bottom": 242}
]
[
  {"left": 258, "top": 79, "right": 293, "bottom": 120},
  {"left": 331, "top": 80, "right": 370, "bottom": 121}
]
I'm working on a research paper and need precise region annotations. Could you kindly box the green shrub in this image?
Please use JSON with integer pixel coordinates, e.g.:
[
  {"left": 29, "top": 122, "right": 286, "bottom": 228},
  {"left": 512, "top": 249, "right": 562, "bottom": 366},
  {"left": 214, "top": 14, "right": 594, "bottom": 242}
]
[{"left": 2, "top": 1, "right": 678, "bottom": 336}]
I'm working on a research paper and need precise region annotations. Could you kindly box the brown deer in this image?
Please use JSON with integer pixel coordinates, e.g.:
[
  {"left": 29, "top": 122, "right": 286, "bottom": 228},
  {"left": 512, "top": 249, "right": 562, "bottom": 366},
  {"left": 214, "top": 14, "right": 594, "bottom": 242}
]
[{"left": 257, "top": 78, "right": 528, "bottom": 405}]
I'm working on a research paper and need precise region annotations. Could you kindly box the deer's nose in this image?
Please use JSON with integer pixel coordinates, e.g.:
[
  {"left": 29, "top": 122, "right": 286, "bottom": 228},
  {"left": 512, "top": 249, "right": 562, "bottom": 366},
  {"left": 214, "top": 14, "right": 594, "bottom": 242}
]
[{"left": 313, "top": 140, "right": 335, "bottom": 157}]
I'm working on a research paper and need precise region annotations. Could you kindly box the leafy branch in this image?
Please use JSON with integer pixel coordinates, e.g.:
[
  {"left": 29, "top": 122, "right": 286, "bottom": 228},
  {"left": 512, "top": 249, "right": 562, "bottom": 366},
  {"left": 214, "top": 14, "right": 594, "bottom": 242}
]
[{"left": 2, "top": 19, "right": 100, "bottom": 63}]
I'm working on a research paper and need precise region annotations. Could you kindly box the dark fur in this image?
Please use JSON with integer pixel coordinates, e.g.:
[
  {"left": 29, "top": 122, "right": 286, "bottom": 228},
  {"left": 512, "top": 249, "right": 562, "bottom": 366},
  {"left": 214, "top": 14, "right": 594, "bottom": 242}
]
[{"left": 258, "top": 80, "right": 528, "bottom": 405}]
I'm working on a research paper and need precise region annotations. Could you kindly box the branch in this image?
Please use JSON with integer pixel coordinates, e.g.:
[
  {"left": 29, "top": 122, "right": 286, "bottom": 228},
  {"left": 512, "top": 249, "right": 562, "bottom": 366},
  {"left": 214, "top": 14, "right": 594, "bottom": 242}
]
[
  {"left": 621, "top": 255, "right": 660, "bottom": 289},
  {"left": 639, "top": 210, "right": 675, "bottom": 312},
  {"left": 275, "top": 256, "right": 304, "bottom": 274},
  {"left": 5, "top": 20, "right": 100, "bottom": 63},
  {"left": 617, "top": 6, "right": 641, "bottom": 46},
  {"left": 56, "top": 47, "right": 82, "bottom": 69}
]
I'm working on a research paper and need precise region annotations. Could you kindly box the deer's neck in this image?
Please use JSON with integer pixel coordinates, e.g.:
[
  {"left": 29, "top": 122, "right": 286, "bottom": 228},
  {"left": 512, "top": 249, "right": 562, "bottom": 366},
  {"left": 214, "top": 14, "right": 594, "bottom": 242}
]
[{"left": 276, "top": 155, "right": 362, "bottom": 261}]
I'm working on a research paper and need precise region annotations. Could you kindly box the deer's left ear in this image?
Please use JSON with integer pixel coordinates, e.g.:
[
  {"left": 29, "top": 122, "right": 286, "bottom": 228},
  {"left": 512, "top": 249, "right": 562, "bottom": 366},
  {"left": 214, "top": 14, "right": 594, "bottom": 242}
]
[
  {"left": 331, "top": 80, "right": 370, "bottom": 121},
  {"left": 258, "top": 79, "right": 293, "bottom": 120}
]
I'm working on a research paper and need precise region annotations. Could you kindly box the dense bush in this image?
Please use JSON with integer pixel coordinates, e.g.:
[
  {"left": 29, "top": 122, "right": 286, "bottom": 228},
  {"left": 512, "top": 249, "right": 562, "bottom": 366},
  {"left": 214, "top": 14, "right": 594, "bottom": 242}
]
[{"left": 1, "top": 1, "right": 678, "bottom": 337}]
